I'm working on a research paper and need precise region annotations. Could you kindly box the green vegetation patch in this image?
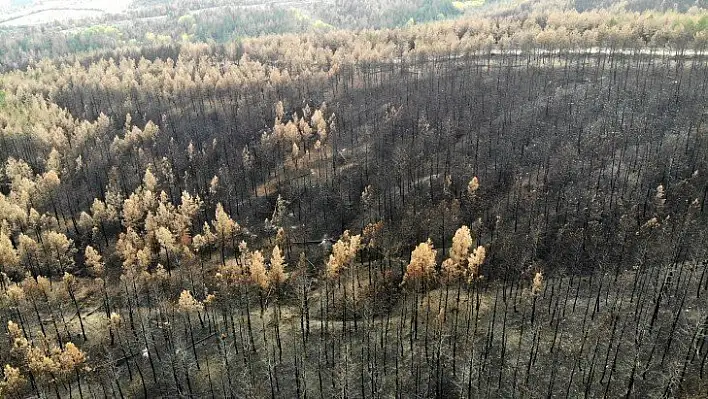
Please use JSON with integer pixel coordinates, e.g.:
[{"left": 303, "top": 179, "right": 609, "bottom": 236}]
[
  {"left": 452, "top": 0, "right": 486, "bottom": 11},
  {"left": 382, "top": 0, "right": 463, "bottom": 27},
  {"left": 312, "top": 19, "right": 335, "bottom": 31},
  {"left": 66, "top": 24, "right": 123, "bottom": 53}
]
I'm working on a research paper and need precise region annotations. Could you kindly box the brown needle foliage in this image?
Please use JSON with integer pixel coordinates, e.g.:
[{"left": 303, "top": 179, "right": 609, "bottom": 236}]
[
  {"left": 403, "top": 239, "right": 437, "bottom": 287},
  {"left": 326, "top": 230, "right": 361, "bottom": 279}
]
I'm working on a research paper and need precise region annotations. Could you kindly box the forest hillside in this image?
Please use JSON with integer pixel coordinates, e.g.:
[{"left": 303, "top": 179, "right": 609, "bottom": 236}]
[{"left": 1, "top": 0, "right": 708, "bottom": 397}]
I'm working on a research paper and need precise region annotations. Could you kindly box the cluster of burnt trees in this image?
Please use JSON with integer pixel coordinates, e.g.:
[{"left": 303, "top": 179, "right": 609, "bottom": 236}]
[
  {"left": 1, "top": 218, "right": 707, "bottom": 398},
  {"left": 0, "top": 1, "right": 708, "bottom": 397},
  {"left": 574, "top": 0, "right": 708, "bottom": 12},
  {"left": 9, "top": 26, "right": 704, "bottom": 277}
]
